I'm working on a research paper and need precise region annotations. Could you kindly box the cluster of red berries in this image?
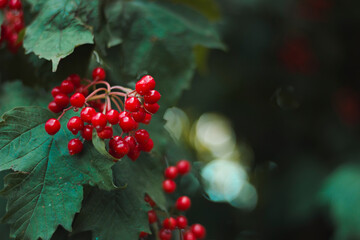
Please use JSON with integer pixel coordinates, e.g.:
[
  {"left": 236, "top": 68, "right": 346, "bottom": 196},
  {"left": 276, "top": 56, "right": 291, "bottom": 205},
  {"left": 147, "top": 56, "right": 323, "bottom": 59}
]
[
  {"left": 139, "top": 160, "right": 207, "bottom": 240},
  {"left": 0, "top": 0, "right": 24, "bottom": 52},
  {"left": 44, "top": 67, "right": 161, "bottom": 159}
]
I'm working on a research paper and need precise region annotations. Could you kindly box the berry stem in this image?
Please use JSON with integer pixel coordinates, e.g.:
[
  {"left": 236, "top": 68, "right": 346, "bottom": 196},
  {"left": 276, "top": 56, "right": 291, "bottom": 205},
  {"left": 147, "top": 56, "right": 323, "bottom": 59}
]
[
  {"left": 87, "top": 93, "right": 107, "bottom": 101},
  {"left": 57, "top": 106, "right": 74, "bottom": 120},
  {"left": 85, "top": 88, "right": 108, "bottom": 101},
  {"left": 111, "top": 97, "right": 122, "bottom": 112},
  {"left": 110, "top": 94, "right": 125, "bottom": 109},
  {"left": 110, "top": 86, "right": 133, "bottom": 94},
  {"left": 85, "top": 80, "right": 111, "bottom": 92}
]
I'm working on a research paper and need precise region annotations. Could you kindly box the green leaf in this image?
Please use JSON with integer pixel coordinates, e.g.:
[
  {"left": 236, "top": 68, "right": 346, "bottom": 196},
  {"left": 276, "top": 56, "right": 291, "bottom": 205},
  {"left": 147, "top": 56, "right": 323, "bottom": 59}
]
[
  {"left": 72, "top": 155, "right": 166, "bottom": 240},
  {"left": 0, "top": 80, "right": 50, "bottom": 114},
  {"left": 0, "top": 107, "right": 116, "bottom": 240},
  {"left": 92, "top": 129, "right": 117, "bottom": 160},
  {"left": 23, "top": 0, "right": 95, "bottom": 72},
  {"left": 319, "top": 164, "right": 360, "bottom": 240},
  {"left": 102, "top": 0, "right": 224, "bottom": 107}
]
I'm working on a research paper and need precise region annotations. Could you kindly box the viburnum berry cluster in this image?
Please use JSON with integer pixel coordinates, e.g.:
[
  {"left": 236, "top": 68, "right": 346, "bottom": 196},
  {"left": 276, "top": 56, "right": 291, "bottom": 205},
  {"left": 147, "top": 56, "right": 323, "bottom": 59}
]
[
  {"left": 140, "top": 160, "right": 207, "bottom": 240},
  {"left": 44, "top": 67, "right": 161, "bottom": 160},
  {"left": 0, "top": 0, "right": 24, "bottom": 52}
]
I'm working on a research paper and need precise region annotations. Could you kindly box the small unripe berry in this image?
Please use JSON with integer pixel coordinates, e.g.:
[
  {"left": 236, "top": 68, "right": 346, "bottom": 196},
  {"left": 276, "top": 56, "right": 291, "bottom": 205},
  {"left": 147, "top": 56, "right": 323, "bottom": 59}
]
[
  {"left": 45, "top": 118, "right": 61, "bottom": 135},
  {"left": 176, "top": 196, "right": 191, "bottom": 211}
]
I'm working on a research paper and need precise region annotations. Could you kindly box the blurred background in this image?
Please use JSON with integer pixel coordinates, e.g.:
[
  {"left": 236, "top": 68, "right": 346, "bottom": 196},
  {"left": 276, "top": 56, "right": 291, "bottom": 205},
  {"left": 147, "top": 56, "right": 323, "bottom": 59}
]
[
  {"left": 165, "top": 0, "right": 360, "bottom": 239},
  {"left": 1, "top": 0, "right": 360, "bottom": 239}
]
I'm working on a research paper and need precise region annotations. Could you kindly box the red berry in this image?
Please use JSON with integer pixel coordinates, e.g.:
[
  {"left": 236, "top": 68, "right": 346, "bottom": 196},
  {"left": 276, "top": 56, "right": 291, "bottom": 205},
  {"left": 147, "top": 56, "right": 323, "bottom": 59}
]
[
  {"left": 113, "top": 139, "right": 130, "bottom": 158},
  {"left": 0, "top": 0, "right": 7, "bottom": 9},
  {"left": 45, "top": 118, "right": 61, "bottom": 135},
  {"left": 124, "top": 136, "right": 136, "bottom": 151},
  {"left": 132, "top": 107, "right": 146, "bottom": 122},
  {"left": 92, "top": 67, "right": 106, "bottom": 81},
  {"left": 8, "top": 0, "right": 22, "bottom": 9},
  {"left": 144, "top": 90, "right": 161, "bottom": 104},
  {"left": 144, "top": 102, "right": 160, "bottom": 114},
  {"left": 127, "top": 144, "right": 141, "bottom": 161},
  {"left": 97, "top": 126, "right": 113, "bottom": 139},
  {"left": 68, "top": 139, "right": 83, "bottom": 155},
  {"left": 177, "top": 160, "right": 191, "bottom": 175},
  {"left": 68, "top": 74, "right": 81, "bottom": 87},
  {"left": 51, "top": 86, "right": 61, "bottom": 97},
  {"left": 176, "top": 196, "right": 191, "bottom": 211},
  {"left": 142, "top": 113, "right": 152, "bottom": 124},
  {"left": 159, "top": 229, "right": 172, "bottom": 240},
  {"left": 144, "top": 194, "right": 156, "bottom": 207},
  {"left": 70, "top": 93, "right": 85, "bottom": 108},
  {"left": 139, "top": 232, "right": 148, "bottom": 238},
  {"left": 164, "top": 166, "right": 178, "bottom": 179},
  {"left": 60, "top": 80, "right": 75, "bottom": 94},
  {"left": 54, "top": 93, "right": 69, "bottom": 108},
  {"left": 140, "top": 138, "right": 153, "bottom": 152},
  {"left": 191, "top": 224, "right": 206, "bottom": 239},
  {"left": 91, "top": 112, "right": 107, "bottom": 131},
  {"left": 125, "top": 97, "right": 141, "bottom": 112},
  {"left": 162, "top": 217, "right": 177, "bottom": 230},
  {"left": 136, "top": 75, "right": 155, "bottom": 95},
  {"left": 134, "top": 129, "right": 150, "bottom": 145},
  {"left": 81, "top": 107, "right": 96, "bottom": 123},
  {"left": 109, "top": 136, "right": 122, "bottom": 150},
  {"left": 81, "top": 125, "right": 93, "bottom": 141},
  {"left": 119, "top": 111, "right": 131, "bottom": 118},
  {"left": 162, "top": 179, "right": 176, "bottom": 193},
  {"left": 119, "top": 116, "right": 137, "bottom": 132},
  {"left": 67, "top": 116, "right": 84, "bottom": 134},
  {"left": 183, "top": 231, "right": 197, "bottom": 240},
  {"left": 106, "top": 109, "right": 119, "bottom": 125},
  {"left": 48, "top": 101, "right": 62, "bottom": 113},
  {"left": 176, "top": 216, "right": 188, "bottom": 229},
  {"left": 148, "top": 210, "right": 157, "bottom": 224}
]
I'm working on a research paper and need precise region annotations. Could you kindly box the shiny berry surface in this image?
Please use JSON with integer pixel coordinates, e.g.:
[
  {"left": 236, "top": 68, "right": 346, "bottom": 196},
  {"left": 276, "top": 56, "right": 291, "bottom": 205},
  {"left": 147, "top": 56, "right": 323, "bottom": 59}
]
[
  {"left": 144, "top": 102, "right": 160, "bottom": 114},
  {"left": 8, "top": 0, "right": 22, "bottom": 9},
  {"left": 81, "top": 107, "right": 96, "bottom": 123},
  {"left": 162, "top": 217, "right": 177, "bottom": 230},
  {"left": 177, "top": 160, "right": 191, "bottom": 175},
  {"left": 70, "top": 93, "right": 85, "bottom": 108},
  {"left": 136, "top": 75, "right": 155, "bottom": 95},
  {"left": 45, "top": 118, "right": 61, "bottom": 135},
  {"left": 125, "top": 97, "right": 141, "bottom": 112},
  {"left": 68, "top": 139, "right": 83, "bottom": 155},
  {"left": 113, "top": 139, "right": 130, "bottom": 158},
  {"left": 54, "top": 93, "right": 69, "bottom": 108},
  {"left": 142, "top": 113, "right": 152, "bottom": 124},
  {"left": 48, "top": 101, "right": 62, "bottom": 113},
  {"left": 106, "top": 109, "right": 119, "bottom": 125},
  {"left": 60, "top": 80, "right": 75, "bottom": 94},
  {"left": 164, "top": 166, "right": 178, "bottom": 179},
  {"left": 159, "top": 229, "right": 172, "bottom": 240},
  {"left": 191, "top": 224, "right": 206, "bottom": 239},
  {"left": 119, "top": 116, "right": 137, "bottom": 132},
  {"left": 183, "top": 231, "right": 197, "bottom": 240},
  {"left": 132, "top": 107, "right": 146, "bottom": 122},
  {"left": 51, "top": 86, "right": 61, "bottom": 97},
  {"left": 91, "top": 113, "right": 107, "bottom": 131},
  {"left": 176, "top": 196, "right": 191, "bottom": 211},
  {"left": 67, "top": 116, "right": 84, "bottom": 134},
  {"left": 144, "top": 90, "right": 161, "bottom": 104},
  {"left": 162, "top": 179, "right": 176, "bottom": 193},
  {"left": 92, "top": 67, "right": 106, "bottom": 81},
  {"left": 97, "top": 126, "right": 113, "bottom": 139},
  {"left": 176, "top": 216, "right": 188, "bottom": 229},
  {"left": 140, "top": 138, "right": 153, "bottom": 152},
  {"left": 135, "top": 129, "right": 150, "bottom": 145},
  {"left": 81, "top": 125, "right": 93, "bottom": 141}
]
